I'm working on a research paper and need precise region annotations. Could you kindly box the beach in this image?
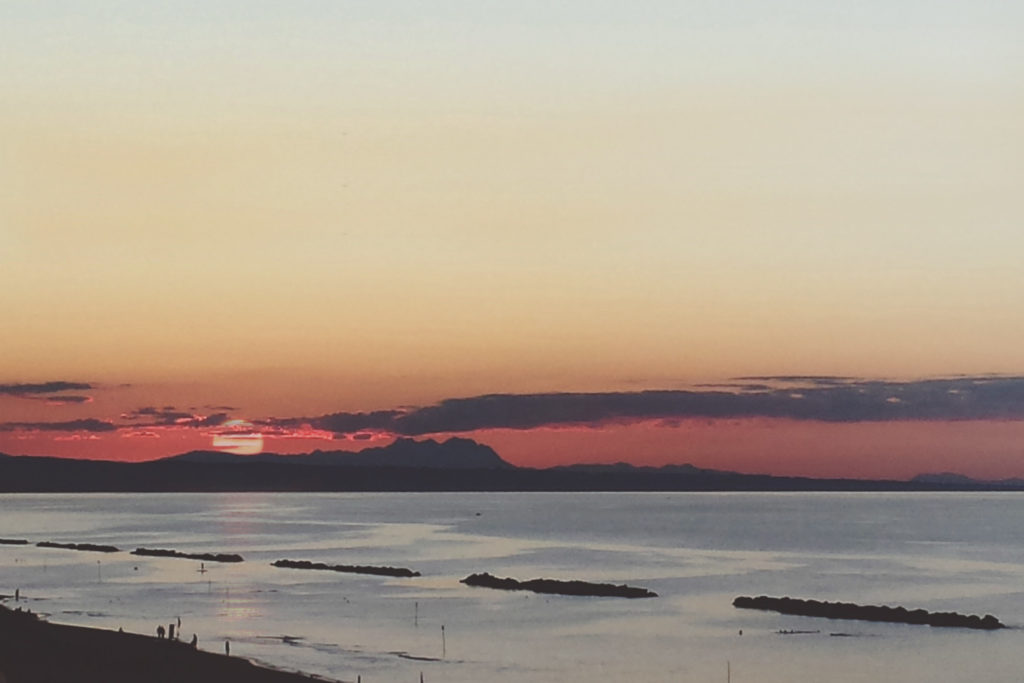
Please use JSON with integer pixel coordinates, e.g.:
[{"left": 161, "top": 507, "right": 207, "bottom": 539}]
[{"left": 0, "top": 603, "right": 333, "bottom": 683}]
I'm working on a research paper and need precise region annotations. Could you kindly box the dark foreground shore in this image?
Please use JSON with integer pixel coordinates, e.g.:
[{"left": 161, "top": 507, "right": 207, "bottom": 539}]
[{"left": 0, "top": 604, "right": 336, "bottom": 683}]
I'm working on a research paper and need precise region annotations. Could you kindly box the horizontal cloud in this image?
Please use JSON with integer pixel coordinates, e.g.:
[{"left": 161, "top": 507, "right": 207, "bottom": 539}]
[
  {"left": 287, "top": 376, "right": 1024, "bottom": 436},
  {"left": 121, "top": 406, "right": 191, "bottom": 422},
  {"left": 8, "top": 376, "right": 1024, "bottom": 440},
  {"left": 41, "top": 395, "right": 93, "bottom": 405},
  {"left": 0, "top": 381, "right": 92, "bottom": 396},
  {"left": 0, "top": 418, "right": 117, "bottom": 433},
  {"left": 0, "top": 381, "right": 94, "bottom": 405},
  {"left": 736, "top": 375, "right": 857, "bottom": 385},
  {"left": 121, "top": 407, "right": 229, "bottom": 428},
  {"left": 291, "top": 410, "right": 405, "bottom": 434},
  {"left": 193, "top": 413, "right": 230, "bottom": 427}
]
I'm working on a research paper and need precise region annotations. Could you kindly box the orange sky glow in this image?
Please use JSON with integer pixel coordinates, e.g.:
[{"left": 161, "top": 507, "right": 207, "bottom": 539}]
[{"left": 2, "top": 3, "right": 1022, "bottom": 481}]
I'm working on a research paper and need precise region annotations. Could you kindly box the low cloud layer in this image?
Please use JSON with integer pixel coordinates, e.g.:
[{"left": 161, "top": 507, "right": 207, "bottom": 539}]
[
  {"left": 0, "top": 418, "right": 117, "bottom": 433},
  {"left": 294, "top": 376, "right": 1024, "bottom": 436},
  {"left": 0, "top": 381, "right": 92, "bottom": 396},
  {"left": 5, "top": 376, "right": 1024, "bottom": 438},
  {"left": 0, "top": 381, "right": 94, "bottom": 404},
  {"left": 40, "top": 395, "right": 93, "bottom": 404},
  {"left": 121, "top": 406, "right": 229, "bottom": 428}
]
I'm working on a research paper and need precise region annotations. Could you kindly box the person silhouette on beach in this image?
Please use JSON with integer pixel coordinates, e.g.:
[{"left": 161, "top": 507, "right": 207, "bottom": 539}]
[
  {"left": 157, "top": 625, "right": 165, "bottom": 639},
  {"left": 191, "top": 633, "right": 198, "bottom": 648},
  {"left": 225, "top": 640, "right": 230, "bottom": 656}
]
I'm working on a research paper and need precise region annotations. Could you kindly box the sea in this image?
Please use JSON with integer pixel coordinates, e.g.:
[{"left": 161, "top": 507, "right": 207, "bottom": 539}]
[{"left": 1, "top": 492, "right": 1022, "bottom": 682}]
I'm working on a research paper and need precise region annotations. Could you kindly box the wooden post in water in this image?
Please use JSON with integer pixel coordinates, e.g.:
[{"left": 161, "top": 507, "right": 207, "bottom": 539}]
[
  {"left": 414, "top": 601, "right": 418, "bottom": 627},
  {"left": 441, "top": 624, "right": 446, "bottom": 659}
]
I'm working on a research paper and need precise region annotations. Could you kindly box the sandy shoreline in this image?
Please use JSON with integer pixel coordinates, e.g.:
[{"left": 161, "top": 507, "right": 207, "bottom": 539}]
[{"left": 0, "top": 603, "right": 340, "bottom": 683}]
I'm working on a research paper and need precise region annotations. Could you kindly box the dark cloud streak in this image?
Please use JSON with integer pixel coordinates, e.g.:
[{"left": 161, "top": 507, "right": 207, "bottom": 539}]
[
  {"left": 0, "top": 382, "right": 93, "bottom": 396},
  {"left": 6, "top": 376, "right": 1024, "bottom": 439},
  {"left": 289, "top": 410, "right": 405, "bottom": 434},
  {"left": 735, "top": 375, "right": 857, "bottom": 386},
  {"left": 41, "top": 395, "right": 92, "bottom": 404},
  {"left": 0, "top": 419, "right": 117, "bottom": 433},
  {"left": 121, "top": 407, "right": 192, "bottom": 422},
  {"left": 285, "top": 376, "right": 1024, "bottom": 436},
  {"left": 120, "top": 406, "right": 229, "bottom": 428}
]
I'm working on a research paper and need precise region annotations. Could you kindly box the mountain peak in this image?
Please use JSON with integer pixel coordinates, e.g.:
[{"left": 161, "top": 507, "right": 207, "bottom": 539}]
[
  {"left": 332, "top": 436, "right": 513, "bottom": 469},
  {"left": 164, "top": 437, "right": 513, "bottom": 469}
]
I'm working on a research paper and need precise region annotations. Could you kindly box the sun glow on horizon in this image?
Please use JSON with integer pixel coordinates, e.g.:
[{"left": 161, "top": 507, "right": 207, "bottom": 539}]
[{"left": 211, "top": 420, "right": 264, "bottom": 455}]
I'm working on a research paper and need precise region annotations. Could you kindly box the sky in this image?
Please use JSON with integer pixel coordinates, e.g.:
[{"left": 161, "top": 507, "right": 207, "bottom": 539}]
[{"left": 2, "top": 1, "right": 1023, "bottom": 479}]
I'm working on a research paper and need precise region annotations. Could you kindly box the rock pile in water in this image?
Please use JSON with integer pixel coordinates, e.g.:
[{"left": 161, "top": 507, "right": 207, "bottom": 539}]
[
  {"left": 37, "top": 541, "right": 119, "bottom": 553},
  {"left": 131, "top": 548, "right": 244, "bottom": 563},
  {"left": 461, "top": 572, "right": 657, "bottom": 598},
  {"left": 733, "top": 595, "right": 1004, "bottom": 630},
  {"left": 271, "top": 559, "right": 420, "bottom": 577}
]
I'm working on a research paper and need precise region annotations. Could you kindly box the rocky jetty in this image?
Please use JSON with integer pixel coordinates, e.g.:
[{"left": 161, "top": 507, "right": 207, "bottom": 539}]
[
  {"left": 0, "top": 538, "right": 29, "bottom": 545},
  {"left": 131, "top": 548, "right": 244, "bottom": 563},
  {"left": 37, "top": 541, "right": 120, "bottom": 553},
  {"left": 271, "top": 559, "right": 420, "bottom": 577},
  {"left": 461, "top": 572, "right": 657, "bottom": 598},
  {"left": 733, "top": 595, "right": 1004, "bottom": 630}
]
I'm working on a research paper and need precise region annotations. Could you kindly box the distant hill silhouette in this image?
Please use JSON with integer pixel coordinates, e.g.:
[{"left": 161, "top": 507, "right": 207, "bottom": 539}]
[
  {"left": 167, "top": 437, "right": 512, "bottom": 469},
  {"left": 1, "top": 439, "right": 1022, "bottom": 493},
  {"left": 910, "top": 472, "right": 1024, "bottom": 488}
]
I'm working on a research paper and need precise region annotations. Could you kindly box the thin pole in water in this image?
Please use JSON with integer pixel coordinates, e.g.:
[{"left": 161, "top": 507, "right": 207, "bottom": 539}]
[
  {"left": 97, "top": 560, "right": 102, "bottom": 583},
  {"left": 727, "top": 660, "right": 731, "bottom": 683},
  {"left": 414, "top": 601, "right": 418, "bottom": 627},
  {"left": 441, "top": 624, "right": 446, "bottom": 659}
]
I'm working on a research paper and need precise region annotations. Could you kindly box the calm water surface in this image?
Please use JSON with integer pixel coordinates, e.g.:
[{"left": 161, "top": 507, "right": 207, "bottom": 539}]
[{"left": 1, "top": 492, "right": 1022, "bottom": 682}]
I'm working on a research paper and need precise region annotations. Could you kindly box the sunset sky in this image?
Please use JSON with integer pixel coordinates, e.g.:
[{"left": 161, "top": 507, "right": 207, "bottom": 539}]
[{"left": 2, "top": 1, "right": 1023, "bottom": 479}]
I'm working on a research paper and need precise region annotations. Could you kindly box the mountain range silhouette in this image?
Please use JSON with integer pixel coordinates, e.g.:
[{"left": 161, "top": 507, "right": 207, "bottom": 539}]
[{"left": 2, "top": 437, "right": 1021, "bottom": 492}]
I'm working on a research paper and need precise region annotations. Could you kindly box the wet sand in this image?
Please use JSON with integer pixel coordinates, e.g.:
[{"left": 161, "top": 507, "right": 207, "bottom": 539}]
[{"left": 0, "top": 603, "right": 338, "bottom": 683}]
